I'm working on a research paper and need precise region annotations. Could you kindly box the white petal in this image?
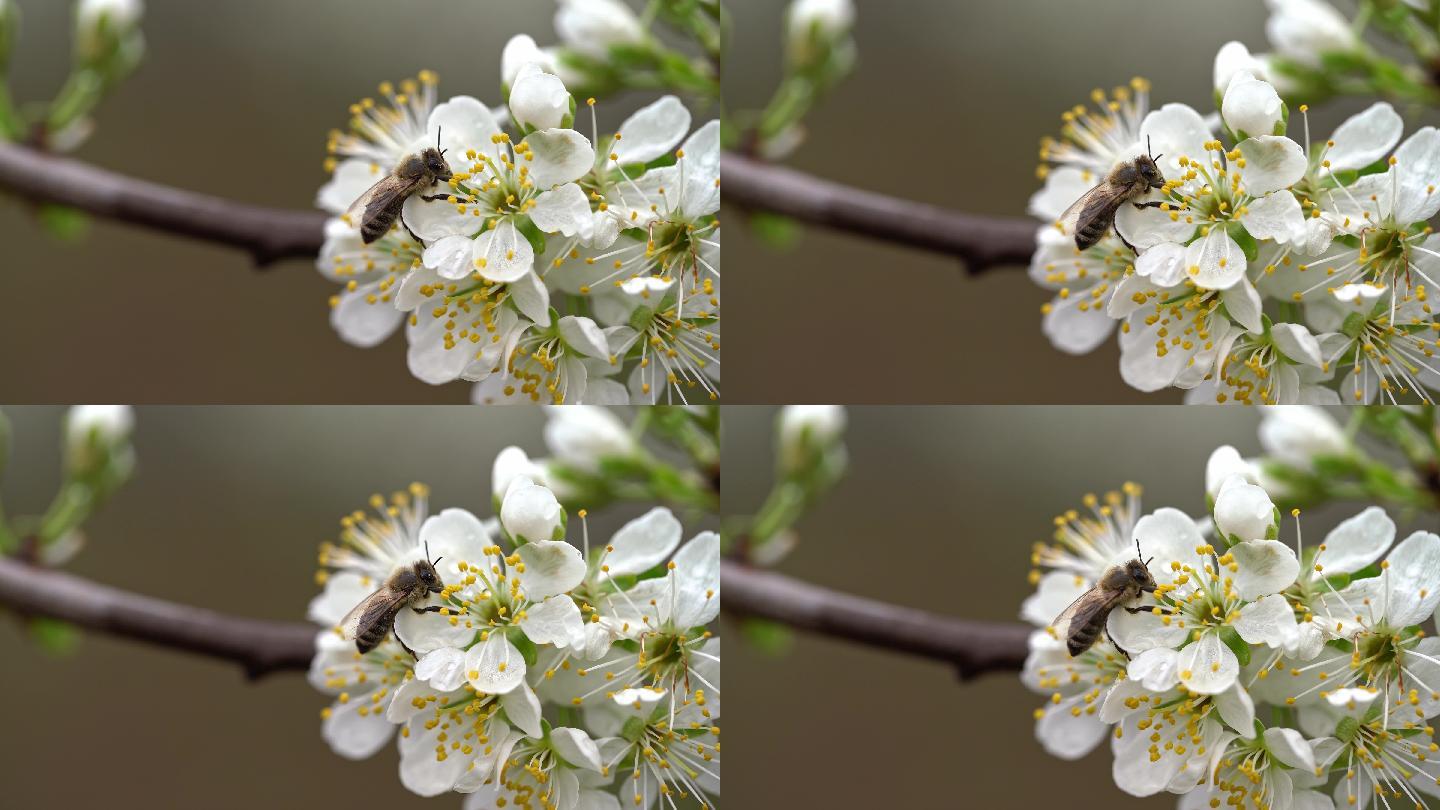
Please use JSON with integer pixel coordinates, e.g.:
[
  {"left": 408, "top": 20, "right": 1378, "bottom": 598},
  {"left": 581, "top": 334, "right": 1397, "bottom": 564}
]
[
  {"left": 559, "top": 315, "right": 610, "bottom": 358},
  {"left": 420, "top": 508, "right": 494, "bottom": 571},
  {"left": 424, "top": 234, "right": 475, "bottom": 281},
  {"left": 1234, "top": 593, "right": 1298, "bottom": 648},
  {"left": 1384, "top": 530, "right": 1440, "bottom": 626},
  {"left": 516, "top": 540, "right": 587, "bottom": 600},
  {"left": 1395, "top": 127, "right": 1440, "bottom": 223},
  {"left": 518, "top": 595, "right": 584, "bottom": 647},
  {"left": 1231, "top": 539, "right": 1300, "bottom": 599},
  {"left": 1240, "top": 190, "right": 1304, "bottom": 242},
  {"left": 318, "top": 159, "right": 383, "bottom": 215},
  {"left": 550, "top": 727, "right": 604, "bottom": 772},
  {"left": 1127, "top": 647, "right": 1180, "bottom": 691},
  {"left": 1325, "top": 102, "right": 1403, "bottom": 172},
  {"left": 501, "top": 483, "right": 564, "bottom": 543},
  {"left": 499, "top": 680, "right": 543, "bottom": 738},
  {"left": 1177, "top": 631, "right": 1240, "bottom": 694},
  {"left": 1135, "top": 241, "right": 1189, "bottom": 287},
  {"left": 1185, "top": 226, "right": 1247, "bottom": 290},
  {"left": 1213, "top": 683, "right": 1257, "bottom": 738},
  {"left": 529, "top": 183, "right": 592, "bottom": 237},
  {"left": 429, "top": 95, "right": 504, "bottom": 159},
  {"left": 603, "top": 507, "right": 683, "bottom": 576},
  {"left": 1020, "top": 571, "right": 1090, "bottom": 627},
  {"left": 1222, "top": 276, "right": 1264, "bottom": 333},
  {"left": 1265, "top": 726, "right": 1318, "bottom": 771},
  {"left": 1036, "top": 694, "right": 1110, "bottom": 760},
  {"left": 502, "top": 34, "right": 554, "bottom": 86},
  {"left": 415, "top": 647, "right": 468, "bottom": 692},
  {"left": 508, "top": 270, "right": 552, "bottom": 327},
  {"left": 473, "top": 219, "right": 534, "bottom": 283},
  {"left": 331, "top": 283, "right": 403, "bottom": 348},
  {"left": 524, "top": 129, "right": 595, "bottom": 189},
  {"left": 670, "top": 531, "right": 720, "bottom": 628},
  {"left": 1315, "top": 507, "right": 1394, "bottom": 576},
  {"left": 465, "top": 632, "right": 526, "bottom": 694},
  {"left": 323, "top": 696, "right": 395, "bottom": 760},
  {"left": 613, "top": 96, "right": 692, "bottom": 165},
  {"left": 1107, "top": 605, "right": 1189, "bottom": 653},
  {"left": 1272, "top": 322, "right": 1324, "bottom": 367},
  {"left": 1238, "top": 136, "right": 1307, "bottom": 195}
]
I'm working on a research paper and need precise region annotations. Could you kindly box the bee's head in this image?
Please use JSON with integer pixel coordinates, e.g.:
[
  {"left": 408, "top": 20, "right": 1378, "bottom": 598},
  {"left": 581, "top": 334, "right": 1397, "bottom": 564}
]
[
  {"left": 421, "top": 147, "right": 453, "bottom": 182},
  {"left": 1136, "top": 136, "right": 1166, "bottom": 189},
  {"left": 413, "top": 547, "right": 444, "bottom": 594},
  {"left": 1126, "top": 558, "right": 1157, "bottom": 593}
]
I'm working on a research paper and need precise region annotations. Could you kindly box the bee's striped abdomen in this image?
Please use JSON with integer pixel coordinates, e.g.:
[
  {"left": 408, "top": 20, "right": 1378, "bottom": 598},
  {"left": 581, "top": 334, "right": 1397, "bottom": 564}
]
[
  {"left": 360, "top": 205, "right": 399, "bottom": 245},
  {"left": 1074, "top": 211, "right": 1113, "bottom": 251},
  {"left": 355, "top": 612, "right": 394, "bottom": 653},
  {"left": 1066, "top": 618, "right": 1103, "bottom": 657}
]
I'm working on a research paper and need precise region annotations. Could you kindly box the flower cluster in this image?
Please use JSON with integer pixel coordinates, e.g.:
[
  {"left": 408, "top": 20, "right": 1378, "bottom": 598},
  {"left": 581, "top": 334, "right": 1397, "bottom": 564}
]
[
  {"left": 314, "top": 9, "right": 720, "bottom": 404},
  {"left": 1029, "top": 52, "right": 1440, "bottom": 404},
  {"left": 1022, "top": 438, "right": 1440, "bottom": 809},
  {"left": 306, "top": 458, "right": 720, "bottom": 807}
]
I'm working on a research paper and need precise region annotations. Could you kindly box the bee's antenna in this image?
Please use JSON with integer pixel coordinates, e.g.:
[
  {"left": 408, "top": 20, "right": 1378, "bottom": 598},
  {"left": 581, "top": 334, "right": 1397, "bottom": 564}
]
[
  {"left": 1146, "top": 135, "right": 1153, "bottom": 160},
  {"left": 437, "top": 126, "right": 446, "bottom": 157},
  {"left": 426, "top": 541, "right": 441, "bottom": 566}
]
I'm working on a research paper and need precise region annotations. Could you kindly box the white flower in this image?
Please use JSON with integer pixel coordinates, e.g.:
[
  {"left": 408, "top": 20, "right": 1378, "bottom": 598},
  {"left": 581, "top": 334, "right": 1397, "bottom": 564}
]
[
  {"left": 587, "top": 690, "right": 719, "bottom": 809},
  {"left": 1185, "top": 321, "right": 1335, "bottom": 405},
  {"left": 1024, "top": 630, "right": 1128, "bottom": 760},
  {"left": 307, "top": 484, "right": 432, "bottom": 622},
  {"left": 1025, "top": 483, "right": 1144, "bottom": 589},
  {"left": 1103, "top": 679, "right": 1254, "bottom": 797},
  {"left": 593, "top": 278, "right": 721, "bottom": 403},
  {"left": 1309, "top": 689, "right": 1440, "bottom": 809},
  {"left": 1258, "top": 406, "right": 1349, "bottom": 468},
  {"left": 1029, "top": 78, "right": 1151, "bottom": 222},
  {"left": 1107, "top": 508, "right": 1299, "bottom": 694},
  {"left": 1028, "top": 229, "right": 1131, "bottom": 355},
  {"left": 316, "top": 218, "right": 421, "bottom": 348},
  {"left": 510, "top": 62, "right": 572, "bottom": 132},
  {"left": 776, "top": 404, "right": 845, "bottom": 474},
  {"left": 501, "top": 34, "right": 559, "bottom": 88},
  {"left": 554, "top": 0, "right": 646, "bottom": 60},
  {"left": 1214, "top": 477, "right": 1278, "bottom": 542},
  {"left": 459, "top": 726, "right": 612, "bottom": 810},
  {"left": 319, "top": 73, "right": 440, "bottom": 206},
  {"left": 1205, "top": 446, "right": 1260, "bottom": 498},
  {"left": 1221, "top": 71, "right": 1284, "bottom": 139},
  {"left": 1264, "top": 0, "right": 1360, "bottom": 68},
  {"left": 1109, "top": 272, "right": 1242, "bottom": 393},
  {"left": 1318, "top": 293, "right": 1440, "bottom": 403},
  {"left": 1213, "top": 40, "right": 1279, "bottom": 96}
]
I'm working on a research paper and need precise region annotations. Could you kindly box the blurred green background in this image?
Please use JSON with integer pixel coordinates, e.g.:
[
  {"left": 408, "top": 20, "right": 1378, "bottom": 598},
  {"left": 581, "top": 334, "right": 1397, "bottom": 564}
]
[
  {"left": 722, "top": 406, "right": 1440, "bottom": 808},
  {"left": 0, "top": 1, "right": 671, "bottom": 403},
  {"left": 0, "top": 406, "right": 709, "bottom": 807},
  {"left": 722, "top": 0, "right": 1371, "bottom": 403}
]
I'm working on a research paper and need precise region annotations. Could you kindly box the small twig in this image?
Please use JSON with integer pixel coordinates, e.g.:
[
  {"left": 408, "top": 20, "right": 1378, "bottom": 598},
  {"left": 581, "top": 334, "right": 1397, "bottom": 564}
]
[
  {"left": 0, "top": 556, "right": 314, "bottom": 679},
  {"left": 721, "top": 559, "right": 1030, "bottom": 679},
  {"left": 0, "top": 141, "right": 326, "bottom": 265},
  {"left": 721, "top": 151, "right": 1038, "bottom": 273}
]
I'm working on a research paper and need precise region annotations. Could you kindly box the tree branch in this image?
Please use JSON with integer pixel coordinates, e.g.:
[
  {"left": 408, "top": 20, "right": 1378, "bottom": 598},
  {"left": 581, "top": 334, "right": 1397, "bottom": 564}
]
[
  {"left": 720, "top": 559, "right": 1029, "bottom": 679},
  {"left": 0, "top": 556, "right": 314, "bottom": 679},
  {"left": 0, "top": 141, "right": 326, "bottom": 265},
  {"left": 721, "top": 151, "right": 1038, "bottom": 273}
]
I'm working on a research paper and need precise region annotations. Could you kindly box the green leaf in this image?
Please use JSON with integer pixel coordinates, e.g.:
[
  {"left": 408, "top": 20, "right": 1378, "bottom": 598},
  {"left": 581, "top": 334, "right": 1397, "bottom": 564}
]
[
  {"left": 748, "top": 212, "right": 802, "bottom": 249},
  {"left": 1219, "top": 626, "right": 1251, "bottom": 667},
  {"left": 509, "top": 628, "right": 539, "bottom": 668},
  {"left": 28, "top": 617, "right": 80, "bottom": 654},
  {"left": 741, "top": 618, "right": 793, "bottom": 656},
  {"left": 37, "top": 204, "right": 90, "bottom": 241}
]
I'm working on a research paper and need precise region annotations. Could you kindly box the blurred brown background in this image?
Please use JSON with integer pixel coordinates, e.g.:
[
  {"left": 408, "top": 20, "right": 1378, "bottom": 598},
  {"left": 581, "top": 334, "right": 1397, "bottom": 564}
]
[
  {"left": 722, "top": 406, "right": 1440, "bottom": 808},
  {"left": 0, "top": 1, "right": 670, "bottom": 403},
  {"left": 725, "top": 0, "right": 1335, "bottom": 403},
  {"left": 0, "top": 406, "right": 704, "bottom": 807}
]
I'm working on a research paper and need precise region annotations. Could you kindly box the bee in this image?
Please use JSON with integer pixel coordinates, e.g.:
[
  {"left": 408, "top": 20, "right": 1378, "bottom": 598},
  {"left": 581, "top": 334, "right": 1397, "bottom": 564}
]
[
  {"left": 1058, "top": 137, "right": 1168, "bottom": 252},
  {"left": 347, "top": 129, "right": 454, "bottom": 244},
  {"left": 339, "top": 545, "right": 446, "bottom": 655},
  {"left": 1050, "top": 538, "right": 1158, "bottom": 658}
]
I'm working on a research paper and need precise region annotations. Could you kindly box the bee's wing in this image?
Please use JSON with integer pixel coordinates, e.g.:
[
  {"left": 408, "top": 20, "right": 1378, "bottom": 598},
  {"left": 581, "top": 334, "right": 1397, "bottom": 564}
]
[
  {"left": 337, "top": 588, "right": 406, "bottom": 641},
  {"left": 344, "top": 173, "right": 421, "bottom": 223},
  {"left": 1055, "top": 183, "right": 1127, "bottom": 237},
  {"left": 1049, "top": 587, "right": 1111, "bottom": 643}
]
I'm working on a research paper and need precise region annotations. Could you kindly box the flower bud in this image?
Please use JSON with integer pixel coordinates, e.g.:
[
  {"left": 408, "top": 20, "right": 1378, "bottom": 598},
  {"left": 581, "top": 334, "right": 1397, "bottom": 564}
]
[
  {"left": 509, "top": 63, "right": 571, "bottom": 132},
  {"left": 1264, "top": 0, "right": 1358, "bottom": 67},
  {"left": 75, "top": 0, "right": 144, "bottom": 64},
  {"left": 1205, "top": 445, "right": 1259, "bottom": 499},
  {"left": 502, "top": 34, "right": 558, "bottom": 88},
  {"left": 786, "top": 0, "right": 854, "bottom": 66},
  {"left": 1221, "top": 72, "right": 1283, "bottom": 138},
  {"left": 776, "top": 405, "right": 846, "bottom": 475},
  {"left": 543, "top": 406, "right": 638, "bottom": 473},
  {"left": 500, "top": 481, "right": 564, "bottom": 543},
  {"left": 1214, "top": 478, "right": 1278, "bottom": 542},
  {"left": 554, "top": 0, "right": 645, "bottom": 60},
  {"left": 64, "top": 404, "right": 134, "bottom": 477},
  {"left": 1258, "top": 406, "right": 1348, "bottom": 469}
]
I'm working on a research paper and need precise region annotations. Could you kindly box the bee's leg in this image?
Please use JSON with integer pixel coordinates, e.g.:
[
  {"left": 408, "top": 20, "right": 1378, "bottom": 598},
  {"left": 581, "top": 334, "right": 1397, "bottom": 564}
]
[
  {"left": 398, "top": 213, "right": 425, "bottom": 247},
  {"left": 396, "top": 636, "right": 419, "bottom": 660},
  {"left": 1113, "top": 224, "right": 1139, "bottom": 255},
  {"left": 411, "top": 605, "right": 444, "bottom": 614},
  {"left": 1105, "top": 631, "right": 1132, "bottom": 660},
  {"left": 1124, "top": 606, "right": 1175, "bottom": 615},
  {"left": 1132, "top": 201, "right": 1167, "bottom": 209}
]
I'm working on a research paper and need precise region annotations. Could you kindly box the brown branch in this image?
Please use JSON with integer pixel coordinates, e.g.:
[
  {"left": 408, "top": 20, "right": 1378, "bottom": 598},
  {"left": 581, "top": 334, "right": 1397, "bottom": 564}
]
[
  {"left": 0, "top": 141, "right": 326, "bottom": 265},
  {"left": 721, "top": 559, "right": 1030, "bottom": 679},
  {"left": 721, "top": 151, "right": 1038, "bottom": 273},
  {"left": 0, "top": 556, "right": 315, "bottom": 679}
]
